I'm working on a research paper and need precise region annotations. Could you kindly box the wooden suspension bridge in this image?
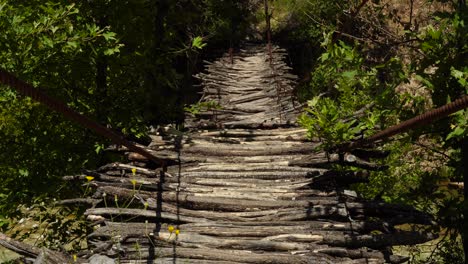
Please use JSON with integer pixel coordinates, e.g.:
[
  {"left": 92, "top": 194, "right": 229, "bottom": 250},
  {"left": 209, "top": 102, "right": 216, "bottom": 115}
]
[{"left": 0, "top": 44, "right": 437, "bottom": 263}]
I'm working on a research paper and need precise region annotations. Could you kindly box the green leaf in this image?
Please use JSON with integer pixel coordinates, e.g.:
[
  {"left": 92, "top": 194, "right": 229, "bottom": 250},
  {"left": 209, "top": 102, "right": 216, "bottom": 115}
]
[
  {"left": 446, "top": 126, "right": 465, "bottom": 140},
  {"left": 66, "top": 41, "right": 78, "bottom": 49},
  {"left": 102, "top": 31, "right": 116, "bottom": 41},
  {"left": 451, "top": 68, "right": 464, "bottom": 79},
  {"left": 320, "top": 52, "right": 329, "bottom": 62},
  {"left": 18, "top": 169, "right": 29, "bottom": 177},
  {"left": 94, "top": 143, "right": 104, "bottom": 154},
  {"left": 307, "top": 96, "right": 320, "bottom": 107},
  {"left": 103, "top": 45, "right": 122, "bottom": 56},
  {"left": 42, "top": 36, "right": 54, "bottom": 48},
  {"left": 342, "top": 70, "right": 357, "bottom": 79},
  {"left": 415, "top": 74, "right": 434, "bottom": 89},
  {"left": 50, "top": 26, "right": 59, "bottom": 34},
  {"left": 191, "top": 36, "right": 207, "bottom": 50},
  {"left": 451, "top": 67, "right": 467, "bottom": 87},
  {"left": 428, "top": 28, "right": 441, "bottom": 40},
  {"left": 421, "top": 42, "right": 433, "bottom": 52}
]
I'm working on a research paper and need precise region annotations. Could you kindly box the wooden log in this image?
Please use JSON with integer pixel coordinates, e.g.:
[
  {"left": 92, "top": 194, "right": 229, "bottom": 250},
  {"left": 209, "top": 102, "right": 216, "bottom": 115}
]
[
  {"left": 184, "top": 138, "right": 316, "bottom": 151},
  {"left": 97, "top": 163, "right": 159, "bottom": 177},
  {"left": 93, "top": 220, "right": 393, "bottom": 239},
  {"left": 196, "top": 128, "right": 307, "bottom": 137},
  {"left": 344, "top": 202, "right": 434, "bottom": 224},
  {"left": 112, "top": 246, "right": 350, "bottom": 264},
  {"left": 87, "top": 201, "right": 351, "bottom": 223},
  {"left": 167, "top": 170, "right": 318, "bottom": 180},
  {"left": 91, "top": 185, "right": 433, "bottom": 223},
  {"left": 314, "top": 247, "right": 385, "bottom": 260},
  {"left": 0, "top": 233, "right": 39, "bottom": 259},
  {"left": 313, "top": 248, "right": 409, "bottom": 264},
  {"left": 85, "top": 208, "right": 212, "bottom": 223},
  {"left": 64, "top": 173, "right": 159, "bottom": 186},
  {"left": 92, "top": 186, "right": 345, "bottom": 212},
  {"left": 120, "top": 257, "right": 382, "bottom": 264},
  {"left": 0, "top": 233, "right": 77, "bottom": 263},
  {"left": 34, "top": 249, "right": 74, "bottom": 264},
  {"left": 185, "top": 137, "right": 311, "bottom": 148},
  {"left": 55, "top": 198, "right": 101, "bottom": 207},
  {"left": 193, "top": 134, "right": 307, "bottom": 142},
  {"left": 289, "top": 153, "right": 388, "bottom": 171},
  {"left": 122, "top": 259, "right": 242, "bottom": 264},
  {"left": 89, "top": 223, "right": 409, "bottom": 262},
  {"left": 128, "top": 231, "right": 316, "bottom": 251},
  {"left": 142, "top": 198, "right": 344, "bottom": 222},
  {"left": 66, "top": 172, "right": 328, "bottom": 194},
  {"left": 310, "top": 170, "right": 371, "bottom": 187},
  {"left": 184, "top": 144, "right": 315, "bottom": 156},
  {"left": 323, "top": 231, "right": 437, "bottom": 248}
]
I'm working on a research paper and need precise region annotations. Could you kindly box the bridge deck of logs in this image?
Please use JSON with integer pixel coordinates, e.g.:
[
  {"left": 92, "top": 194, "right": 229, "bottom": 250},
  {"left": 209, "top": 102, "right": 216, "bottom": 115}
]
[{"left": 0, "top": 44, "right": 435, "bottom": 264}]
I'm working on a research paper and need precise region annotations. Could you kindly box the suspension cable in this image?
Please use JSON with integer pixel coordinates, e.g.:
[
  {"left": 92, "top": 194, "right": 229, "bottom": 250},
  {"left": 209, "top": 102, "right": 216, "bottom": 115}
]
[
  {"left": 0, "top": 69, "right": 165, "bottom": 166},
  {"left": 338, "top": 95, "right": 468, "bottom": 151}
]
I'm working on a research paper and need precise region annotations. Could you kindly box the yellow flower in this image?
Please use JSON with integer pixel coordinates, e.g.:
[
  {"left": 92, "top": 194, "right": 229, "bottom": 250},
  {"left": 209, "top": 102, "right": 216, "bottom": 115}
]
[
  {"left": 130, "top": 179, "right": 137, "bottom": 187},
  {"left": 73, "top": 255, "right": 77, "bottom": 262},
  {"left": 114, "top": 195, "right": 118, "bottom": 202},
  {"left": 144, "top": 202, "right": 148, "bottom": 210},
  {"left": 175, "top": 229, "right": 180, "bottom": 235},
  {"left": 85, "top": 176, "right": 94, "bottom": 182},
  {"left": 168, "top": 225, "right": 174, "bottom": 233},
  {"left": 131, "top": 168, "right": 137, "bottom": 175},
  {"left": 450, "top": 124, "right": 456, "bottom": 130}
]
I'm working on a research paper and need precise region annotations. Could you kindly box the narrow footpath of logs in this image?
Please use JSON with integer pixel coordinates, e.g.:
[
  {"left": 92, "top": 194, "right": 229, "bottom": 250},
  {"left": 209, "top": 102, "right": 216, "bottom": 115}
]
[
  {"left": 1, "top": 44, "right": 436, "bottom": 263},
  {"left": 186, "top": 44, "right": 301, "bottom": 129},
  {"left": 72, "top": 126, "right": 434, "bottom": 264}
]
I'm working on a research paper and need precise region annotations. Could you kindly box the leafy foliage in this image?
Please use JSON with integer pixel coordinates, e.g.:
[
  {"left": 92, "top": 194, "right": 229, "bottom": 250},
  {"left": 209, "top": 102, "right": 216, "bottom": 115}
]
[
  {"left": 299, "top": 35, "right": 404, "bottom": 150},
  {"left": 0, "top": 1, "right": 118, "bottom": 219},
  {"left": 0, "top": 0, "right": 466, "bottom": 261},
  {"left": 296, "top": 0, "right": 467, "bottom": 262},
  {"left": 9, "top": 200, "right": 89, "bottom": 251},
  {"left": 184, "top": 100, "right": 221, "bottom": 116},
  {"left": 0, "top": 0, "right": 256, "bottom": 238}
]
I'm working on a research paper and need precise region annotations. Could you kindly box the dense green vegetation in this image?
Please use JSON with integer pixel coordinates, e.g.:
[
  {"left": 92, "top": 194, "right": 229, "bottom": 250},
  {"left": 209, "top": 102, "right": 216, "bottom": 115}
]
[
  {"left": 283, "top": 0, "right": 467, "bottom": 262},
  {"left": 0, "top": 0, "right": 467, "bottom": 262},
  {"left": 0, "top": 0, "right": 255, "bottom": 230}
]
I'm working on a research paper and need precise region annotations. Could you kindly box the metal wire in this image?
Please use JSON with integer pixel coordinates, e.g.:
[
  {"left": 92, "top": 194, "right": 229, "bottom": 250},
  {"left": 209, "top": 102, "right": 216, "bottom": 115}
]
[
  {"left": 0, "top": 69, "right": 165, "bottom": 166},
  {"left": 2, "top": 65, "right": 466, "bottom": 161},
  {"left": 339, "top": 95, "right": 468, "bottom": 151}
]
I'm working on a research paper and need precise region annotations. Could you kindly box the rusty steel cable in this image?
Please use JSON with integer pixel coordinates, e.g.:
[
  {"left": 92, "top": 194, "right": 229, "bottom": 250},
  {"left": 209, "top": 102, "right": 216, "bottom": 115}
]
[
  {"left": 0, "top": 69, "right": 165, "bottom": 166},
  {"left": 264, "top": 0, "right": 285, "bottom": 122},
  {"left": 264, "top": 0, "right": 273, "bottom": 65},
  {"left": 339, "top": 95, "right": 468, "bottom": 151}
]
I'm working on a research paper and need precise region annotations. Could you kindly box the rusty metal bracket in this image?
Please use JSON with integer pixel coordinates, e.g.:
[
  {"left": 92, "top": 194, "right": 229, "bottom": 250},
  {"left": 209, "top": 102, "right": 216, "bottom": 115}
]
[{"left": 0, "top": 69, "right": 165, "bottom": 166}]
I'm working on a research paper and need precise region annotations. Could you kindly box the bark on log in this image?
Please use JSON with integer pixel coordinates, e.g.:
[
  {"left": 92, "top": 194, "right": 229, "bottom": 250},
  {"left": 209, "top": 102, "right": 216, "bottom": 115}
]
[
  {"left": 290, "top": 153, "right": 388, "bottom": 171},
  {"left": 91, "top": 221, "right": 393, "bottom": 239},
  {"left": 106, "top": 246, "right": 355, "bottom": 264},
  {"left": 0, "top": 233, "right": 77, "bottom": 264}
]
